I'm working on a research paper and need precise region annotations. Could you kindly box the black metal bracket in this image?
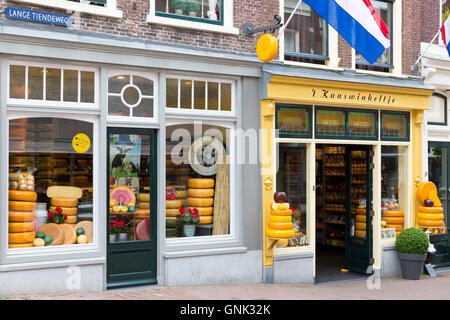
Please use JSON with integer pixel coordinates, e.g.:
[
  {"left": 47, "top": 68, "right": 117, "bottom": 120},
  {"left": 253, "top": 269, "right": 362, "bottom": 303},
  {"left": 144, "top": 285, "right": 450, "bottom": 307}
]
[{"left": 243, "top": 14, "right": 283, "bottom": 36}]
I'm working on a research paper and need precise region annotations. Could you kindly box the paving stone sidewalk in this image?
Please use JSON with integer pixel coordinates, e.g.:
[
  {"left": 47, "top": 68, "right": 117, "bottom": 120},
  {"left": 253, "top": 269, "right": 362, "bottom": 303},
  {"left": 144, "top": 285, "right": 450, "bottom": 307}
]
[{"left": 4, "top": 272, "right": 450, "bottom": 300}]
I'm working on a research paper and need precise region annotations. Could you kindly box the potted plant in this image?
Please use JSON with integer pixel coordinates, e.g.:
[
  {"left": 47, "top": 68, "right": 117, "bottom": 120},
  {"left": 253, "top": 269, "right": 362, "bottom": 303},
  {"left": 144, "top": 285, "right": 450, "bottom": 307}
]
[
  {"left": 395, "top": 227, "right": 429, "bottom": 280},
  {"left": 186, "top": 0, "right": 200, "bottom": 17},
  {"left": 176, "top": 207, "right": 200, "bottom": 237},
  {"left": 171, "top": 0, "right": 187, "bottom": 15},
  {"left": 110, "top": 218, "right": 129, "bottom": 242},
  {"left": 47, "top": 206, "right": 67, "bottom": 224}
]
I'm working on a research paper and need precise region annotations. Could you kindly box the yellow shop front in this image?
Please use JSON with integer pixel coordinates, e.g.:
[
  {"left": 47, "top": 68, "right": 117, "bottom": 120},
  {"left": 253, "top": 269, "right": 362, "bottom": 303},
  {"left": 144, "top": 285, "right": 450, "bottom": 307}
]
[{"left": 260, "top": 68, "right": 433, "bottom": 284}]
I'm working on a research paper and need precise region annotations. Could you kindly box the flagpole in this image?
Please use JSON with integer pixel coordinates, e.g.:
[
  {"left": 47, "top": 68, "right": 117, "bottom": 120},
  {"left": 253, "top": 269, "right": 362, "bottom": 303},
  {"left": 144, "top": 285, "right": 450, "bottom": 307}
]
[
  {"left": 276, "top": 0, "right": 303, "bottom": 41},
  {"left": 411, "top": 29, "right": 440, "bottom": 71}
]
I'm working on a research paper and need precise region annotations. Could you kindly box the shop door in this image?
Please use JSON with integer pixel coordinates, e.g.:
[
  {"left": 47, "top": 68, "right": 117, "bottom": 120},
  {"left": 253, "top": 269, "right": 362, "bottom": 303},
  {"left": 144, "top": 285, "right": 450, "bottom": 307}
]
[
  {"left": 428, "top": 142, "right": 450, "bottom": 268},
  {"left": 345, "top": 145, "right": 373, "bottom": 274},
  {"left": 106, "top": 128, "right": 157, "bottom": 288}
]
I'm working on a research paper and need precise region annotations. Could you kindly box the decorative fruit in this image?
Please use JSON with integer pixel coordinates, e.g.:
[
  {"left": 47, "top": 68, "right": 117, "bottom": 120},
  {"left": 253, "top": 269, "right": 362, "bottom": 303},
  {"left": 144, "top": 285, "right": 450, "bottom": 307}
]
[
  {"left": 77, "top": 235, "right": 88, "bottom": 244},
  {"left": 36, "top": 231, "right": 45, "bottom": 239},
  {"left": 76, "top": 227, "right": 85, "bottom": 236},
  {"left": 112, "top": 205, "right": 121, "bottom": 213},
  {"left": 33, "top": 238, "right": 45, "bottom": 247},
  {"left": 424, "top": 199, "right": 434, "bottom": 207},
  {"left": 273, "top": 192, "right": 287, "bottom": 203},
  {"left": 120, "top": 205, "right": 128, "bottom": 213},
  {"left": 44, "top": 235, "right": 53, "bottom": 244},
  {"left": 128, "top": 206, "right": 135, "bottom": 212}
]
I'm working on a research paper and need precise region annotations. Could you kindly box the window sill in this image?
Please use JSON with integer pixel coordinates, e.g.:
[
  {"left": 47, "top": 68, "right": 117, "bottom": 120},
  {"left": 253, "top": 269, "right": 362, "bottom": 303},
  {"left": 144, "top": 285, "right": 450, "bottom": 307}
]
[
  {"left": 146, "top": 14, "right": 240, "bottom": 35},
  {"left": 12, "top": 0, "right": 123, "bottom": 19},
  {"left": 163, "top": 246, "right": 247, "bottom": 259},
  {"left": 274, "top": 246, "right": 313, "bottom": 256},
  {"left": 283, "top": 60, "right": 344, "bottom": 72}
]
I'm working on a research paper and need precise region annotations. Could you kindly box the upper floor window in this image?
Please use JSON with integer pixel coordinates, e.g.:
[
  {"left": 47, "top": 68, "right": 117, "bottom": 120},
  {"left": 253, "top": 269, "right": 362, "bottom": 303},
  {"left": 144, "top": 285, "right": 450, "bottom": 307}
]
[
  {"left": 355, "top": 0, "right": 393, "bottom": 72},
  {"left": 283, "top": 0, "right": 328, "bottom": 65},
  {"left": 155, "top": 0, "right": 223, "bottom": 25}
]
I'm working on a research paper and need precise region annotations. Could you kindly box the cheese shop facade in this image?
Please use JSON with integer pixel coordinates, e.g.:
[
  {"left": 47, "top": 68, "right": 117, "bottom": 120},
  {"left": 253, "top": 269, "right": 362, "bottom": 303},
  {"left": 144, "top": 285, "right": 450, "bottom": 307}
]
[
  {"left": 260, "top": 64, "right": 433, "bottom": 284},
  {"left": 0, "top": 21, "right": 263, "bottom": 295}
]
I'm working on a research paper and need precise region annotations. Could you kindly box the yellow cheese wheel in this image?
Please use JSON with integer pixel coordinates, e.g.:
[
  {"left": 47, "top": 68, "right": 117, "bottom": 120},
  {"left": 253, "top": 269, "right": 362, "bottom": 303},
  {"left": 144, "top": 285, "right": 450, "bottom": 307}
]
[
  {"left": 199, "top": 216, "right": 213, "bottom": 225},
  {"left": 9, "top": 243, "right": 33, "bottom": 249},
  {"left": 174, "top": 190, "right": 187, "bottom": 199},
  {"left": 269, "top": 215, "right": 292, "bottom": 223},
  {"left": 47, "top": 186, "right": 82, "bottom": 199},
  {"left": 418, "top": 206, "right": 443, "bottom": 214},
  {"left": 74, "top": 221, "right": 93, "bottom": 243},
  {"left": 50, "top": 198, "right": 78, "bottom": 207},
  {"left": 38, "top": 224, "right": 64, "bottom": 245},
  {"left": 135, "top": 209, "right": 150, "bottom": 214},
  {"left": 356, "top": 215, "right": 366, "bottom": 222},
  {"left": 417, "top": 219, "right": 444, "bottom": 227},
  {"left": 9, "top": 222, "right": 35, "bottom": 233},
  {"left": 272, "top": 203, "right": 290, "bottom": 210},
  {"left": 417, "top": 181, "right": 438, "bottom": 205},
  {"left": 355, "top": 230, "right": 366, "bottom": 238},
  {"left": 383, "top": 210, "right": 404, "bottom": 217},
  {"left": 33, "top": 238, "right": 45, "bottom": 247},
  {"left": 9, "top": 201, "right": 36, "bottom": 212},
  {"left": 59, "top": 224, "right": 77, "bottom": 245},
  {"left": 188, "top": 178, "right": 215, "bottom": 189},
  {"left": 356, "top": 222, "right": 366, "bottom": 231},
  {"left": 417, "top": 213, "right": 445, "bottom": 221},
  {"left": 187, "top": 197, "right": 214, "bottom": 207},
  {"left": 188, "top": 207, "right": 213, "bottom": 216},
  {"left": 268, "top": 221, "right": 294, "bottom": 230},
  {"left": 270, "top": 209, "right": 292, "bottom": 216},
  {"left": 9, "top": 211, "right": 35, "bottom": 222},
  {"left": 385, "top": 224, "right": 403, "bottom": 231},
  {"left": 166, "top": 208, "right": 181, "bottom": 217},
  {"left": 428, "top": 190, "right": 442, "bottom": 207},
  {"left": 266, "top": 228, "right": 295, "bottom": 239},
  {"left": 9, "top": 231, "right": 36, "bottom": 244},
  {"left": 50, "top": 206, "right": 77, "bottom": 216},
  {"left": 138, "top": 193, "right": 150, "bottom": 202},
  {"left": 8, "top": 190, "right": 37, "bottom": 201},
  {"left": 382, "top": 217, "right": 404, "bottom": 224},
  {"left": 139, "top": 202, "right": 150, "bottom": 209},
  {"left": 187, "top": 188, "right": 215, "bottom": 198},
  {"left": 355, "top": 208, "right": 366, "bottom": 214},
  {"left": 64, "top": 216, "right": 77, "bottom": 224},
  {"left": 166, "top": 199, "right": 185, "bottom": 209}
]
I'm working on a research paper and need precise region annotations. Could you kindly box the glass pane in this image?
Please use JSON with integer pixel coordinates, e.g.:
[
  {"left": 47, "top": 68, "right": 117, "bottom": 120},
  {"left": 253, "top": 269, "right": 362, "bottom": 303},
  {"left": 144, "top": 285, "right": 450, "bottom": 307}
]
[
  {"left": 123, "top": 86, "right": 140, "bottom": 106},
  {"left": 207, "top": 82, "right": 219, "bottom": 111},
  {"left": 220, "top": 83, "right": 231, "bottom": 111},
  {"left": 381, "top": 112, "right": 409, "bottom": 140},
  {"left": 276, "top": 105, "right": 311, "bottom": 137},
  {"left": 428, "top": 95, "right": 446, "bottom": 124},
  {"left": 166, "top": 78, "right": 178, "bottom": 109},
  {"left": 108, "top": 95, "right": 130, "bottom": 117},
  {"left": 133, "top": 98, "right": 154, "bottom": 118},
  {"left": 156, "top": 0, "right": 221, "bottom": 21},
  {"left": 133, "top": 76, "right": 153, "bottom": 96},
  {"left": 165, "top": 123, "right": 230, "bottom": 238},
  {"left": 348, "top": 111, "right": 377, "bottom": 139},
  {"left": 427, "top": 146, "right": 447, "bottom": 235},
  {"left": 180, "top": 79, "right": 192, "bottom": 109},
  {"left": 63, "top": 70, "right": 78, "bottom": 102},
  {"left": 316, "top": 109, "right": 345, "bottom": 137},
  {"left": 194, "top": 81, "right": 206, "bottom": 110},
  {"left": 109, "top": 134, "right": 151, "bottom": 242},
  {"left": 8, "top": 118, "right": 94, "bottom": 249},
  {"left": 28, "top": 67, "right": 43, "bottom": 100},
  {"left": 350, "top": 149, "right": 368, "bottom": 240},
  {"left": 46, "top": 68, "right": 61, "bottom": 101},
  {"left": 108, "top": 75, "right": 130, "bottom": 94},
  {"left": 80, "top": 71, "right": 95, "bottom": 103},
  {"left": 276, "top": 143, "right": 308, "bottom": 247},
  {"left": 10, "top": 65, "right": 26, "bottom": 99}
]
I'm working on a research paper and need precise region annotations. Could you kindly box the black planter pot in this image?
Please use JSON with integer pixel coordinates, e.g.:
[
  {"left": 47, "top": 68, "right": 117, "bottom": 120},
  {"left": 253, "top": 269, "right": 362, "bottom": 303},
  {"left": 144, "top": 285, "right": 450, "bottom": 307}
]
[{"left": 397, "top": 252, "right": 427, "bottom": 280}]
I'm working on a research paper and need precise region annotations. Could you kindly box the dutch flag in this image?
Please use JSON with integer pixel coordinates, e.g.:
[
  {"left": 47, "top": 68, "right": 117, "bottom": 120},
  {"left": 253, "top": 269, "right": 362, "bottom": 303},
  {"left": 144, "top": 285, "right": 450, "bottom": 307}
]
[
  {"left": 441, "top": 16, "right": 450, "bottom": 56},
  {"left": 302, "top": 0, "right": 391, "bottom": 64}
]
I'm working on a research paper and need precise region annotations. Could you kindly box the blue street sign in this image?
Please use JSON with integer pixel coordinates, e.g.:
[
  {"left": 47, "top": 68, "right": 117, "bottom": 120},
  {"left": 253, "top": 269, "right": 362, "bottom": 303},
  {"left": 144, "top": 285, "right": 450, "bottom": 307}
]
[{"left": 5, "top": 7, "right": 72, "bottom": 27}]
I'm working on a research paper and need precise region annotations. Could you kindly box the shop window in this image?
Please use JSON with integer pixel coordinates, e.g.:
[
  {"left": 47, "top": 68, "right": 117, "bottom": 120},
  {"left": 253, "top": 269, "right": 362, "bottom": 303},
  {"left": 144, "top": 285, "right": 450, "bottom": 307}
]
[
  {"left": 155, "top": 0, "right": 223, "bottom": 25},
  {"left": 165, "top": 123, "right": 231, "bottom": 238},
  {"left": 275, "top": 143, "right": 309, "bottom": 247},
  {"left": 381, "top": 146, "right": 408, "bottom": 238},
  {"left": 276, "top": 104, "right": 312, "bottom": 138},
  {"left": 108, "top": 73, "right": 156, "bottom": 120},
  {"left": 380, "top": 111, "right": 410, "bottom": 141},
  {"left": 355, "top": 0, "right": 394, "bottom": 72},
  {"left": 166, "top": 77, "right": 234, "bottom": 113},
  {"left": 428, "top": 93, "right": 448, "bottom": 126},
  {"left": 428, "top": 145, "right": 448, "bottom": 235},
  {"left": 8, "top": 63, "right": 96, "bottom": 106},
  {"left": 8, "top": 117, "right": 94, "bottom": 250},
  {"left": 283, "top": 0, "right": 328, "bottom": 65}
]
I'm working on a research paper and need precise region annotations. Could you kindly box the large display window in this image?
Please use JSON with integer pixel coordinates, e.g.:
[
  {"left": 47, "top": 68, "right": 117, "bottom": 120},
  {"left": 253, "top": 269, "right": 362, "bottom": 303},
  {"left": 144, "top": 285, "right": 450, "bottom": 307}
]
[{"left": 8, "top": 117, "right": 94, "bottom": 250}]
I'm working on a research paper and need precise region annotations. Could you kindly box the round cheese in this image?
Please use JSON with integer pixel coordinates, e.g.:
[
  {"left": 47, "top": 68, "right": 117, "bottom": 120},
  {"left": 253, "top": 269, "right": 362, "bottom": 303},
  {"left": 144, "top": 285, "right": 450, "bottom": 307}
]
[
  {"left": 382, "top": 217, "right": 404, "bottom": 224},
  {"left": 385, "top": 224, "right": 403, "bottom": 231},
  {"left": 64, "top": 216, "right": 77, "bottom": 224},
  {"left": 166, "top": 208, "right": 181, "bottom": 217},
  {"left": 356, "top": 215, "right": 366, "bottom": 222},
  {"left": 270, "top": 209, "right": 292, "bottom": 217},
  {"left": 269, "top": 215, "right": 292, "bottom": 223},
  {"left": 74, "top": 221, "right": 93, "bottom": 243},
  {"left": 50, "top": 198, "right": 78, "bottom": 207},
  {"left": 9, "top": 231, "right": 36, "bottom": 244},
  {"left": 47, "top": 186, "right": 82, "bottom": 199},
  {"left": 187, "top": 207, "right": 213, "bottom": 216},
  {"left": 9, "top": 201, "right": 36, "bottom": 212},
  {"left": 187, "top": 197, "right": 214, "bottom": 207},
  {"left": 166, "top": 199, "right": 185, "bottom": 209},
  {"left": 199, "top": 216, "right": 213, "bottom": 225},
  {"left": 8, "top": 190, "right": 37, "bottom": 201},
  {"left": 138, "top": 193, "right": 150, "bottom": 202},
  {"left": 59, "top": 224, "right": 77, "bottom": 245},
  {"left": 383, "top": 210, "right": 404, "bottom": 217},
  {"left": 268, "top": 221, "right": 294, "bottom": 230},
  {"left": 355, "top": 230, "right": 366, "bottom": 238},
  {"left": 9, "top": 243, "right": 33, "bottom": 249},
  {"left": 9, "top": 222, "right": 35, "bottom": 233},
  {"left": 138, "top": 202, "right": 150, "bottom": 209},
  {"left": 417, "top": 219, "right": 444, "bottom": 227},
  {"left": 135, "top": 209, "right": 150, "bottom": 214},
  {"left": 187, "top": 188, "right": 214, "bottom": 198},
  {"left": 50, "top": 206, "right": 77, "bottom": 216},
  {"left": 266, "top": 228, "right": 295, "bottom": 239},
  {"left": 38, "top": 224, "right": 64, "bottom": 245},
  {"left": 355, "top": 208, "right": 366, "bottom": 214},
  {"left": 418, "top": 206, "right": 444, "bottom": 214},
  {"left": 9, "top": 211, "right": 35, "bottom": 222},
  {"left": 417, "top": 213, "right": 445, "bottom": 221},
  {"left": 174, "top": 190, "right": 187, "bottom": 199},
  {"left": 356, "top": 222, "right": 366, "bottom": 231},
  {"left": 188, "top": 178, "right": 215, "bottom": 189}
]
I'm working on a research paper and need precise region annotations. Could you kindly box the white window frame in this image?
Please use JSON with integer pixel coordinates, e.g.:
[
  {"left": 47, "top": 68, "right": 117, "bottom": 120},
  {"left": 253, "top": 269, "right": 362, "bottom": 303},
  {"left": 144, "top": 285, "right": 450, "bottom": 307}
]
[
  {"left": 2, "top": 111, "right": 101, "bottom": 263},
  {"left": 107, "top": 70, "right": 159, "bottom": 125},
  {"left": 147, "top": 1, "right": 239, "bottom": 35},
  {"left": 12, "top": 0, "right": 123, "bottom": 19},
  {"left": 7, "top": 61, "right": 99, "bottom": 110}
]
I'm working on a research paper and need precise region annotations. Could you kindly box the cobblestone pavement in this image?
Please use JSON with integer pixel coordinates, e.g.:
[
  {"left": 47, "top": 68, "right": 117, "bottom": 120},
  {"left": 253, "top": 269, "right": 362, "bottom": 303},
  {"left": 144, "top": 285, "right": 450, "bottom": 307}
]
[{"left": 4, "top": 272, "right": 450, "bottom": 300}]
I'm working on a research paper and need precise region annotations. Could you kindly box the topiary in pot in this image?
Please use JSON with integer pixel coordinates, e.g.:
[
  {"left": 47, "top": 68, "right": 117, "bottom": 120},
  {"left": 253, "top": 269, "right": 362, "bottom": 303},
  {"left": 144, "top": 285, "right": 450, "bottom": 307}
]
[
  {"left": 395, "top": 228, "right": 429, "bottom": 280},
  {"left": 171, "top": 0, "right": 187, "bottom": 14},
  {"left": 186, "top": 0, "right": 200, "bottom": 16}
]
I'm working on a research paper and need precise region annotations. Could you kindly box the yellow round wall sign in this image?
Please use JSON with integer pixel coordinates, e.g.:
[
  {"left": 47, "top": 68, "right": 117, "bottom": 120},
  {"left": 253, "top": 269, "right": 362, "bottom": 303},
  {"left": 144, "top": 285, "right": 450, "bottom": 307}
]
[
  {"left": 256, "top": 33, "right": 278, "bottom": 63},
  {"left": 72, "top": 133, "right": 91, "bottom": 153}
]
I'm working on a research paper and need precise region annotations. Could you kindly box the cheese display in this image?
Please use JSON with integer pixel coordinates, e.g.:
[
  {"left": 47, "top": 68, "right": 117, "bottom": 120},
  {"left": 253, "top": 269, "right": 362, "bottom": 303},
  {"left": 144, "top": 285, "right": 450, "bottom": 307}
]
[
  {"left": 50, "top": 198, "right": 78, "bottom": 207},
  {"left": 8, "top": 231, "right": 36, "bottom": 244},
  {"left": 74, "top": 221, "right": 93, "bottom": 243},
  {"left": 9, "top": 201, "right": 37, "bottom": 212},
  {"left": 59, "top": 224, "right": 78, "bottom": 245},
  {"left": 47, "top": 187, "right": 82, "bottom": 226},
  {"left": 188, "top": 178, "right": 215, "bottom": 189},
  {"left": 9, "top": 211, "right": 35, "bottom": 222},
  {"left": 47, "top": 186, "right": 83, "bottom": 199},
  {"left": 266, "top": 192, "right": 295, "bottom": 239},
  {"left": 9, "top": 222, "right": 35, "bottom": 233},
  {"left": 186, "top": 179, "right": 215, "bottom": 227},
  {"left": 50, "top": 206, "right": 78, "bottom": 216},
  {"left": 416, "top": 181, "right": 446, "bottom": 234},
  {"left": 187, "top": 197, "right": 214, "bottom": 207},
  {"left": 8, "top": 190, "right": 37, "bottom": 201},
  {"left": 38, "top": 223, "right": 64, "bottom": 245}
]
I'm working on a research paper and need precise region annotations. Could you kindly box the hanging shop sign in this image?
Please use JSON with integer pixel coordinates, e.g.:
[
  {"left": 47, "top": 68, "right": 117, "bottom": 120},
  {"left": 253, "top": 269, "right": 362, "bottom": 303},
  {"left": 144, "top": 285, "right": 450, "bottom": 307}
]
[
  {"left": 276, "top": 104, "right": 312, "bottom": 138},
  {"left": 5, "top": 7, "right": 72, "bottom": 27},
  {"left": 380, "top": 111, "right": 410, "bottom": 141}
]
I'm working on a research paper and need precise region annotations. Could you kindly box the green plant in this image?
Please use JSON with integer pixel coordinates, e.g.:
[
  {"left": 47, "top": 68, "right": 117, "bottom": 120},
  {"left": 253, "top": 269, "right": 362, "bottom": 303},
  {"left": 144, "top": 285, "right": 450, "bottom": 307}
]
[
  {"left": 176, "top": 207, "right": 200, "bottom": 226},
  {"left": 171, "top": 0, "right": 187, "bottom": 12},
  {"left": 395, "top": 228, "right": 429, "bottom": 254},
  {"left": 186, "top": 0, "right": 200, "bottom": 12}
]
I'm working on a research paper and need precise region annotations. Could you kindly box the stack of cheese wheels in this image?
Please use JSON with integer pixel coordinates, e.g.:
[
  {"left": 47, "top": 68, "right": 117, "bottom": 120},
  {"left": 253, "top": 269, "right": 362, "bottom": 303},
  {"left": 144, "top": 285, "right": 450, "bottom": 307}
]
[
  {"left": 187, "top": 179, "right": 215, "bottom": 225},
  {"left": 8, "top": 190, "right": 37, "bottom": 248},
  {"left": 382, "top": 205, "right": 404, "bottom": 236},
  {"left": 166, "top": 185, "right": 187, "bottom": 237},
  {"left": 266, "top": 202, "right": 295, "bottom": 238},
  {"left": 417, "top": 181, "right": 445, "bottom": 233},
  {"left": 355, "top": 208, "right": 367, "bottom": 238},
  {"left": 138, "top": 192, "right": 150, "bottom": 211},
  {"left": 47, "top": 186, "right": 82, "bottom": 226}
]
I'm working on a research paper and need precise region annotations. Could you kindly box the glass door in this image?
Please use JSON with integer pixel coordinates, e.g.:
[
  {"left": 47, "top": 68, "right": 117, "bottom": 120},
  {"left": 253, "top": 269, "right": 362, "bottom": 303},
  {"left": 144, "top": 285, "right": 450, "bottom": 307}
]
[
  {"left": 428, "top": 142, "right": 450, "bottom": 268},
  {"left": 106, "top": 128, "right": 157, "bottom": 288}
]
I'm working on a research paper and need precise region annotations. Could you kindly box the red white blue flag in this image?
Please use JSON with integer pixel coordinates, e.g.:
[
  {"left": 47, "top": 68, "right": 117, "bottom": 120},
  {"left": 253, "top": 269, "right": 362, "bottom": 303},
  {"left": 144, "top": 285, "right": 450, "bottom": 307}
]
[
  {"left": 441, "top": 16, "right": 450, "bottom": 56},
  {"left": 302, "top": 0, "right": 391, "bottom": 64}
]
